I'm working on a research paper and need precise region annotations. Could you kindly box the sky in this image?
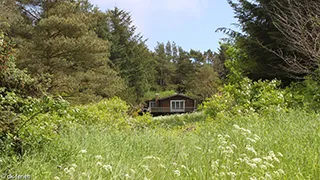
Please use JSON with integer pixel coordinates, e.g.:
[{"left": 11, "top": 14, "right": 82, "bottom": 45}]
[{"left": 89, "top": 0, "right": 238, "bottom": 53}]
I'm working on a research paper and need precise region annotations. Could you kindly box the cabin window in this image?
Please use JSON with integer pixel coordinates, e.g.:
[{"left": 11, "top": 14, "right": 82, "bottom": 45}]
[
  {"left": 170, "top": 100, "right": 185, "bottom": 112},
  {"left": 149, "top": 101, "right": 156, "bottom": 107}
]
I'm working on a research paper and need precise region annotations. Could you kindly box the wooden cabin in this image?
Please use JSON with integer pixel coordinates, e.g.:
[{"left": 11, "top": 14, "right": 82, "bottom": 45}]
[{"left": 144, "top": 94, "right": 197, "bottom": 115}]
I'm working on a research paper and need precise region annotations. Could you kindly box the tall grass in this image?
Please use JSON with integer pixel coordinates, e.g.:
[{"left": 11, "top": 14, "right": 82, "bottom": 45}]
[{"left": 1, "top": 109, "right": 319, "bottom": 179}]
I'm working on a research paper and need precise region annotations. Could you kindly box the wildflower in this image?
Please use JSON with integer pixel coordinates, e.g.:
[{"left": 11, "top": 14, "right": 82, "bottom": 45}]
[
  {"left": 274, "top": 157, "right": 280, "bottom": 163},
  {"left": 158, "top": 164, "right": 166, "bottom": 169},
  {"left": 124, "top": 174, "right": 130, "bottom": 178},
  {"left": 260, "top": 165, "right": 267, "bottom": 170},
  {"left": 251, "top": 158, "right": 262, "bottom": 164},
  {"left": 171, "top": 162, "right": 177, "bottom": 166},
  {"left": 233, "top": 124, "right": 241, "bottom": 130},
  {"left": 246, "top": 137, "right": 256, "bottom": 143},
  {"left": 103, "top": 164, "right": 112, "bottom": 172},
  {"left": 174, "top": 170, "right": 180, "bottom": 176},
  {"left": 263, "top": 156, "right": 273, "bottom": 161},
  {"left": 253, "top": 134, "right": 261, "bottom": 141},
  {"left": 231, "top": 144, "right": 237, "bottom": 149},
  {"left": 79, "top": 149, "right": 87, "bottom": 154},
  {"left": 71, "top": 163, "right": 77, "bottom": 168},
  {"left": 142, "top": 165, "right": 151, "bottom": 172},
  {"left": 227, "top": 172, "right": 236, "bottom": 177},
  {"left": 96, "top": 162, "right": 102, "bottom": 166},
  {"left": 130, "top": 169, "right": 135, "bottom": 173},
  {"left": 95, "top": 155, "right": 103, "bottom": 160},
  {"left": 219, "top": 172, "right": 226, "bottom": 176},
  {"left": 181, "top": 165, "right": 187, "bottom": 169},
  {"left": 69, "top": 167, "right": 75, "bottom": 174},
  {"left": 245, "top": 145, "right": 257, "bottom": 155},
  {"left": 247, "top": 162, "right": 257, "bottom": 169},
  {"left": 278, "top": 169, "right": 285, "bottom": 175},
  {"left": 82, "top": 172, "right": 87, "bottom": 176},
  {"left": 250, "top": 177, "right": 257, "bottom": 180},
  {"left": 195, "top": 146, "right": 202, "bottom": 150},
  {"left": 264, "top": 162, "right": 275, "bottom": 168},
  {"left": 277, "top": 152, "right": 283, "bottom": 157},
  {"left": 54, "top": 176, "right": 60, "bottom": 180},
  {"left": 64, "top": 168, "right": 70, "bottom": 174},
  {"left": 273, "top": 171, "right": 280, "bottom": 177},
  {"left": 144, "top": 177, "right": 150, "bottom": 180},
  {"left": 144, "top": 156, "right": 160, "bottom": 161},
  {"left": 265, "top": 172, "right": 272, "bottom": 179}
]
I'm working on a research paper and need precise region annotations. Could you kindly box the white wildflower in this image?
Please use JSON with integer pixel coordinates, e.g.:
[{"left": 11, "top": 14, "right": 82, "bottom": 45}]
[
  {"left": 247, "top": 162, "right": 257, "bottom": 169},
  {"left": 69, "top": 167, "right": 75, "bottom": 173},
  {"left": 54, "top": 176, "right": 60, "bottom": 180},
  {"left": 250, "top": 177, "right": 257, "bottom": 180},
  {"left": 158, "top": 164, "right": 166, "bottom": 169},
  {"left": 95, "top": 155, "right": 103, "bottom": 160},
  {"left": 144, "top": 156, "right": 160, "bottom": 160},
  {"left": 103, "top": 164, "right": 112, "bottom": 172},
  {"left": 231, "top": 144, "right": 237, "bottom": 149},
  {"left": 277, "top": 152, "right": 283, "bottom": 157},
  {"left": 144, "top": 177, "right": 150, "bottom": 180},
  {"left": 181, "top": 165, "right": 187, "bottom": 169},
  {"left": 79, "top": 149, "right": 87, "bottom": 154},
  {"left": 233, "top": 124, "right": 241, "bottom": 130},
  {"left": 278, "top": 169, "right": 285, "bottom": 175},
  {"left": 246, "top": 137, "right": 256, "bottom": 143},
  {"left": 251, "top": 158, "right": 262, "bottom": 164},
  {"left": 81, "top": 172, "right": 87, "bottom": 176},
  {"left": 265, "top": 172, "right": 272, "bottom": 179},
  {"left": 219, "top": 172, "right": 226, "bottom": 176},
  {"left": 227, "top": 172, "right": 236, "bottom": 177},
  {"left": 64, "top": 168, "right": 70, "bottom": 174},
  {"left": 171, "top": 162, "right": 177, "bottom": 166},
  {"left": 260, "top": 165, "right": 267, "bottom": 170},
  {"left": 263, "top": 156, "right": 273, "bottom": 161},
  {"left": 174, "top": 170, "right": 180, "bottom": 176},
  {"left": 274, "top": 157, "right": 280, "bottom": 163},
  {"left": 124, "top": 174, "right": 130, "bottom": 178},
  {"left": 273, "top": 171, "right": 280, "bottom": 177},
  {"left": 71, "top": 163, "right": 77, "bottom": 168},
  {"left": 245, "top": 145, "right": 257, "bottom": 155},
  {"left": 96, "top": 161, "right": 102, "bottom": 166},
  {"left": 142, "top": 165, "right": 151, "bottom": 172},
  {"left": 195, "top": 146, "right": 202, "bottom": 150},
  {"left": 130, "top": 169, "right": 135, "bottom": 173},
  {"left": 253, "top": 134, "right": 261, "bottom": 141},
  {"left": 264, "top": 161, "right": 275, "bottom": 168}
]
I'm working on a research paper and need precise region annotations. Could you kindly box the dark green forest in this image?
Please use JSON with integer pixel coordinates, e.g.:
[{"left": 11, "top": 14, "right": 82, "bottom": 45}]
[{"left": 1, "top": 0, "right": 320, "bottom": 174}]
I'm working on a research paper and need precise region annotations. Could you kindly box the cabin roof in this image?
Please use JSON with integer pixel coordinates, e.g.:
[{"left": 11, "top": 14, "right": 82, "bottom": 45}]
[{"left": 146, "top": 94, "right": 195, "bottom": 102}]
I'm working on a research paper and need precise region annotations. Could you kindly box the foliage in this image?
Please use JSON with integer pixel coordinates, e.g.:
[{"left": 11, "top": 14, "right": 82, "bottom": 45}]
[
  {"left": 143, "top": 90, "right": 176, "bottom": 101},
  {"left": 1, "top": 109, "right": 319, "bottom": 179},
  {"left": 15, "top": 0, "right": 124, "bottom": 104},
  {"left": 201, "top": 52, "right": 292, "bottom": 119}
]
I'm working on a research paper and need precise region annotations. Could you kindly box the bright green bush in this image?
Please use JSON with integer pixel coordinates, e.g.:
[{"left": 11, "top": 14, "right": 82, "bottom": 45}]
[{"left": 201, "top": 58, "right": 293, "bottom": 119}]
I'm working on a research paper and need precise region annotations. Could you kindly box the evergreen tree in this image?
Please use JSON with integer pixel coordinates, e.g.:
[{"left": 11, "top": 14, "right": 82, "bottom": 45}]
[{"left": 15, "top": 0, "right": 124, "bottom": 104}]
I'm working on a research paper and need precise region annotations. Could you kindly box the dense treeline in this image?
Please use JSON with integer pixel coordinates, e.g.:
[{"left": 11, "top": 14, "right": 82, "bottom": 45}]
[{"left": 0, "top": 0, "right": 225, "bottom": 106}]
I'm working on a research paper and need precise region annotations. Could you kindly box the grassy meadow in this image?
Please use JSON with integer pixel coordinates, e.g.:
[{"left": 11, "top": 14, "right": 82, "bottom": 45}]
[{"left": 1, "top": 110, "right": 319, "bottom": 179}]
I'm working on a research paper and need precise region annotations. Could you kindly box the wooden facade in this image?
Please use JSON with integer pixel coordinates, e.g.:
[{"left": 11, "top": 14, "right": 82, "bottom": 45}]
[{"left": 144, "top": 94, "right": 196, "bottom": 115}]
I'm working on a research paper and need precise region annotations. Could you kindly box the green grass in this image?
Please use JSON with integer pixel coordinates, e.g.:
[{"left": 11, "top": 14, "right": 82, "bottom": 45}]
[{"left": 1, "top": 109, "right": 320, "bottom": 179}]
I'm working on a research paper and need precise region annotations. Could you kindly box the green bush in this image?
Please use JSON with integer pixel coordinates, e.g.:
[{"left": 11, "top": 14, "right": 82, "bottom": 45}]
[{"left": 201, "top": 58, "right": 293, "bottom": 119}]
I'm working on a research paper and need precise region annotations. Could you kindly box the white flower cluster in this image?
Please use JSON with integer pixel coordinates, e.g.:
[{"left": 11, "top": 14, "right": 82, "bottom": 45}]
[{"left": 211, "top": 124, "right": 285, "bottom": 179}]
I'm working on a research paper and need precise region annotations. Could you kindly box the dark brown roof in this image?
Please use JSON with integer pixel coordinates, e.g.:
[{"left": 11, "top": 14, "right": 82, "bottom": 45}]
[{"left": 146, "top": 94, "right": 195, "bottom": 102}]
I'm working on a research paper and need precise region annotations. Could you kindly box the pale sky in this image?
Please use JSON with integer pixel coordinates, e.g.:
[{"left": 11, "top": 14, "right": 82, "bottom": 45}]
[{"left": 89, "top": 0, "right": 237, "bottom": 52}]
